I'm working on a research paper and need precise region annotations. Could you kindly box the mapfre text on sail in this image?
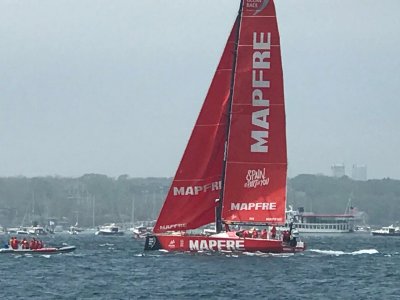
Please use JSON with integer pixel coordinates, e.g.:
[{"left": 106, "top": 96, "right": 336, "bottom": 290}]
[{"left": 251, "top": 31, "right": 271, "bottom": 153}]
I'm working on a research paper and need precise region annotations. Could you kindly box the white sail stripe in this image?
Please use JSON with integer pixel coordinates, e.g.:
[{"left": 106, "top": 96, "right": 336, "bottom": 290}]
[
  {"left": 242, "top": 16, "right": 276, "bottom": 18},
  {"left": 172, "top": 178, "right": 220, "bottom": 182},
  {"left": 238, "top": 44, "right": 280, "bottom": 47},
  {"left": 227, "top": 162, "right": 286, "bottom": 165},
  {"left": 194, "top": 123, "right": 225, "bottom": 127},
  {"left": 231, "top": 103, "right": 284, "bottom": 106}
]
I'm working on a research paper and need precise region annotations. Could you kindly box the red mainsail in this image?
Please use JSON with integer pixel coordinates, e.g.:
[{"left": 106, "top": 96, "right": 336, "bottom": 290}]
[
  {"left": 154, "top": 20, "right": 239, "bottom": 233},
  {"left": 221, "top": 0, "right": 287, "bottom": 224}
]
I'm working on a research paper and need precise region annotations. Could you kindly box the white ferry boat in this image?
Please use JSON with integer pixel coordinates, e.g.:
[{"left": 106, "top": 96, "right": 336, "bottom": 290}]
[{"left": 286, "top": 207, "right": 355, "bottom": 234}]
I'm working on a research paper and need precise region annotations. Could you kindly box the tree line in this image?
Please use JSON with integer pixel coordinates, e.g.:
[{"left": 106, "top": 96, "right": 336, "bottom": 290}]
[{"left": 0, "top": 174, "right": 399, "bottom": 227}]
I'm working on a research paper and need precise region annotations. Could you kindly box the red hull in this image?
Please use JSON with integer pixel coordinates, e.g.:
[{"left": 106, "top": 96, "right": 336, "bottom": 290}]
[{"left": 145, "top": 233, "right": 305, "bottom": 254}]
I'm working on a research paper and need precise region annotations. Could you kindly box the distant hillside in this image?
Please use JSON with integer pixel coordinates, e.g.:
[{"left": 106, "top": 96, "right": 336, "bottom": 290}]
[{"left": 0, "top": 174, "right": 399, "bottom": 227}]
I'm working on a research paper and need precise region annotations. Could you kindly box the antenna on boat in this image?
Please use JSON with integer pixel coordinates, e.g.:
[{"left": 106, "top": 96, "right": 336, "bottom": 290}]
[{"left": 216, "top": 0, "right": 243, "bottom": 234}]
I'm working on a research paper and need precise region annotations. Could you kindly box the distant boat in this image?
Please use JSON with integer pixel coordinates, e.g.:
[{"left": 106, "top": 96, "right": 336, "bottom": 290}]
[
  {"left": 95, "top": 224, "right": 124, "bottom": 236},
  {"left": 0, "top": 245, "right": 76, "bottom": 255},
  {"left": 27, "top": 226, "right": 48, "bottom": 236},
  {"left": 131, "top": 225, "right": 152, "bottom": 239},
  {"left": 68, "top": 223, "right": 85, "bottom": 235},
  {"left": 7, "top": 227, "right": 29, "bottom": 235},
  {"left": 144, "top": 0, "right": 305, "bottom": 254},
  {"left": 285, "top": 206, "right": 355, "bottom": 234},
  {"left": 371, "top": 225, "right": 400, "bottom": 236}
]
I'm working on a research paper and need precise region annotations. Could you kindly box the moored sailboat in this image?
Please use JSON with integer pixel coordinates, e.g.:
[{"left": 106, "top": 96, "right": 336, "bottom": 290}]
[{"left": 144, "top": 0, "right": 305, "bottom": 253}]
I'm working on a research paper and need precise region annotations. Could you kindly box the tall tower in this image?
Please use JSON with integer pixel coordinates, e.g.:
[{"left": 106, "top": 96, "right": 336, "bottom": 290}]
[
  {"left": 352, "top": 164, "right": 367, "bottom": 181},
  {"left": 331, "top": 164, "right": 345, "bottom": 177}
]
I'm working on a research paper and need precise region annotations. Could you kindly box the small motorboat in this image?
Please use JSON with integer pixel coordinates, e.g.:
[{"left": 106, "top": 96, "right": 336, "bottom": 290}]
[
  {"left": 68, "top": 225, "right": 85, "bottom": 235},
  {"left": 27, "top": 226, "right": 48, "bottom": 236},
  {"left": 131, "top": 225, "right": 152, "bottom": 239},
  {"left": 95, "top": 223, "right": 124, "bottom": 236},
  {"left": 0, "top": 245, "right": 76, "bottom": 254},
  {"left": 371, "top": 225, "right": 400, "bottom": 236}
]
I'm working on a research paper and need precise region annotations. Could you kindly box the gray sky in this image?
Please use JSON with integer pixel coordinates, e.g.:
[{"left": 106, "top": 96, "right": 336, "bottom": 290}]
[{"left": 1, "top": 0, "right": 399, "bottom": 179}]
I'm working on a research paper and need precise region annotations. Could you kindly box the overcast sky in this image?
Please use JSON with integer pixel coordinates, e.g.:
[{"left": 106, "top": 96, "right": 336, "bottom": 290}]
[{"left": 1, "top": 0, "right": 399, "bottom": 179}]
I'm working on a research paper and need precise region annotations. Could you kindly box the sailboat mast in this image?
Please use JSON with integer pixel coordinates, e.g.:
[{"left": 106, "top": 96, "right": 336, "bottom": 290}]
[{"left": 216, "top": 1, "right": 244, "bottom": 233}]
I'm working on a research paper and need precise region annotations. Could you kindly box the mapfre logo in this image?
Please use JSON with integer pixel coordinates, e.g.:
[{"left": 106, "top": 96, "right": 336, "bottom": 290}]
[
  {"left": 244, "top": 168, "right": 270, "bottom": 189},
  {"left": 245, "top": 0, "right": 270, "bottom": 15},
  {"left": 168, "top": 240, "right": 176, "bottom": 249}
]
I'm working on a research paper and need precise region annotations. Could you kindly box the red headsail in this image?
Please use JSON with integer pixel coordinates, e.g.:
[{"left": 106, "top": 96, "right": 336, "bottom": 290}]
[
  {"left": 153, "top": 20, "right": 239, "bottom": 233},
  {"left": 221, "top": 0, "right": 287, "bottom": 224}
]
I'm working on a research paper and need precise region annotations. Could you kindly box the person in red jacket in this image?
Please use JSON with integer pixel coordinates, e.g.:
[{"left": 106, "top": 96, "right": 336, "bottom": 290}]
[
  {"left": 10, "top": 237, "right": 17, "bottom": 249},
  {"left": 29, "top": 238, "right": 37, "bottom": 250},
  {"left": 22, "top": 238, "right": 29, "bottom": 249},
  {"left": 12, "top": 237, "right": 19, "bottom": 249},
  {"left": 271, "top": 226, "right": 277, "bottom": 239},
  {"left": 260, "top": 229, "right": 267, "bottom": 239}
]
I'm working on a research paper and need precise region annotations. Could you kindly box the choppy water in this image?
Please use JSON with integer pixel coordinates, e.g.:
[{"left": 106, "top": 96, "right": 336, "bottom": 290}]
[{"left": 1, "top": 233, "right": 399, "bottom": 299}]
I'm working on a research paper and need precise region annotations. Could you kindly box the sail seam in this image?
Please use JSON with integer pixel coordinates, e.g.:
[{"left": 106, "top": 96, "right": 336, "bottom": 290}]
[{"left": 226, "top": 162, "right": 286, "bottom": 165}]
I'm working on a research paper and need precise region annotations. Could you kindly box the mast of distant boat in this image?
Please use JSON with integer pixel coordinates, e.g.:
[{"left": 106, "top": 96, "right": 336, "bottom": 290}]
[{"left": 215, "top": 1, "right": 243, "bottom": 234}]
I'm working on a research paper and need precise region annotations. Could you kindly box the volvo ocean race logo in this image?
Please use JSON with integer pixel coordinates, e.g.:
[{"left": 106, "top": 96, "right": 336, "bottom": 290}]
[
  {"left": 147, "top": 236, "right": 156, "bottom": 248},
  {"left": 245, "top": 0, "right": 270, "bottom": 15},
  {"left": 244, "top": 168, "right": 269, "bottom": 188}
]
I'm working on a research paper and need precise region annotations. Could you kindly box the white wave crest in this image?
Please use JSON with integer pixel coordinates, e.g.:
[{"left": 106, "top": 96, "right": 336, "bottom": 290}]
[
  {"left": 351, "top": 249, "right": 379, "bottom": 255},
  {"left": 309, "top": 249, "right": 345, "bottom": 256},
  {"left": 309, "top": 248, "right": 379, "bottom": 256}
]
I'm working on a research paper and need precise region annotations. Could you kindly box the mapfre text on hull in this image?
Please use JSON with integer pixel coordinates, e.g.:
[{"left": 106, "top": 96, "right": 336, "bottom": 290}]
[{"left": 144, "top": 232, "right": 305, "bottom": 254}]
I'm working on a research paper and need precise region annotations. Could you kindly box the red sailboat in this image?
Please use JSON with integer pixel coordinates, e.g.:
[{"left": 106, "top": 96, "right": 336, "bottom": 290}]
[{"left": 144, "top": 0, "right": 305, "bottom": 253}]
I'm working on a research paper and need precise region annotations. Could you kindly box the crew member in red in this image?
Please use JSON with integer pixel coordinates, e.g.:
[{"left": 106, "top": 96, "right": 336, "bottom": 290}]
[
  {"left": 29, "top": 238, "right": 37, "bottom": 250},
  {"left": 271, "top": 226, "right": 277, "bottom": 239},
  {"left": 282, "top": 230, "right": 290, "bottom": 243},
  {"left": 22, "top": 238, "right": 29, "bottom": 249},
  {"left": 260, "top": 229, "right": 267, "bottom": 239},
  {"left": 243, "top": 229, "right": 249, "bottom": 238},
  {"left": 224, "top": 223, "right": 230, "bottom": 232},
  {"left": 12, "top": 237, "right": 19, "bottom": 249},
  {"left": 251, "top": 228, "right": 258, "bottom": 238}
]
